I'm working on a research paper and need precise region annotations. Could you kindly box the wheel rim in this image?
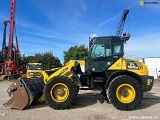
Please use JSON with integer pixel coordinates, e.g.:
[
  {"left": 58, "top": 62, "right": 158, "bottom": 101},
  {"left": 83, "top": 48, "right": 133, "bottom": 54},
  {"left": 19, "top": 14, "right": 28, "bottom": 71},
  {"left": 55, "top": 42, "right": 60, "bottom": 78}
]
[
  {"left": 116, "top": 84, "right": 136, "bottom": 103},
  {"left": 50, "top": 83, "right": 69, "bottom": 102}
]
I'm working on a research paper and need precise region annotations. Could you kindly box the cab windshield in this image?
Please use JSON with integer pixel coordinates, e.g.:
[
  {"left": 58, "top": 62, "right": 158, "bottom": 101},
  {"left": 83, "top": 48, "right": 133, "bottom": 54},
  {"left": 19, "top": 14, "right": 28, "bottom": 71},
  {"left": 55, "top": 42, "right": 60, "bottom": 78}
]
[
  {"left": 87, "top": 36, "right": 124, "bottom": 72},
  {"left": 26, "top": 63, "right": 43, "bottom": 70},
  {"left": 90, "top": 36, "right": 123, "bottom": 59}
]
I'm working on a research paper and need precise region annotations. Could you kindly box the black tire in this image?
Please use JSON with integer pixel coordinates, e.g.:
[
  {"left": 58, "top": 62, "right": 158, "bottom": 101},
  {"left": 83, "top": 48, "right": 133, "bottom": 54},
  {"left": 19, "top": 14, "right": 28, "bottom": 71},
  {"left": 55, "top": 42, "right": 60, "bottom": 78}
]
[
  {"left": 77, "top": 86, "right": 79, "bottom": 93},
  {"left": 108, "top": 75, "right": 142, "bottom": 110},
  {"left": 44, "top": 76, "right": 77, "bottom": 109}
]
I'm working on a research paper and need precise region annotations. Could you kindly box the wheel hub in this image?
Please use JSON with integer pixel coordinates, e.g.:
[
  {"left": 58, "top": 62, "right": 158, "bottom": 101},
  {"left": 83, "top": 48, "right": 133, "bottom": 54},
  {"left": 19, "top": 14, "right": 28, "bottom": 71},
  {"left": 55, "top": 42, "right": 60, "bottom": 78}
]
[
  {"left": 50, "top": 83, "right": 69, "bottom": 102},
  {"left": 116, "top": 84, "right": 136, "bottom": 103},
  {"left": 120, "top": 89, "right": 128, "bottom": 97},
  {"left": 57, "top": 88, "right": 65, "bottom": 96}
]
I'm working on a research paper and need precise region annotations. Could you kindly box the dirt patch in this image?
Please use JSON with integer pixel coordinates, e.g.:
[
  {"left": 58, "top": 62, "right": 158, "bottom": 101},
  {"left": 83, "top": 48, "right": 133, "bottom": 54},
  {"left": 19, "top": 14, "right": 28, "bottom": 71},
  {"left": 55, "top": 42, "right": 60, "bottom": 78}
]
[{"left": 0, "top": 80, "right": 160, "bottom": 120}]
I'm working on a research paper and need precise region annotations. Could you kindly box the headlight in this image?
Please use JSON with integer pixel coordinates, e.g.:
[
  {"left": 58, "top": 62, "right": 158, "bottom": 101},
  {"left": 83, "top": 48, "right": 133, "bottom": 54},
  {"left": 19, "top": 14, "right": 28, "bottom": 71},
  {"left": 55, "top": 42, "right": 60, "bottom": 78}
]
[{"left": 29, "top": 72, "right": 33, "bottom": 75}]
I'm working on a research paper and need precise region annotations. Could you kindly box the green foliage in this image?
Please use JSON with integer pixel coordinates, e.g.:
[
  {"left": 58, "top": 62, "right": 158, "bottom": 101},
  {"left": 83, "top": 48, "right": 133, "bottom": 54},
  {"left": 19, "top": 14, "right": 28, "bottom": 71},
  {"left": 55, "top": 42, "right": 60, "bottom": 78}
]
[
  {"left": 42, "top": 51, "right": 62, "bottom": 69},
  {"left": 63, "top": 45, "right": 88, "bottom": 64},
  {"left": 29, "top": 53, "right": 43, "bottom": 63},
  {"left": 0, "top": 50, "right": 62, "bottom": 70},
  {"left": 20, "top": 54, "right": 32, "bottom": 66},
  {"left": 21, "top": 51, "right": 62, "bottom": 69}
]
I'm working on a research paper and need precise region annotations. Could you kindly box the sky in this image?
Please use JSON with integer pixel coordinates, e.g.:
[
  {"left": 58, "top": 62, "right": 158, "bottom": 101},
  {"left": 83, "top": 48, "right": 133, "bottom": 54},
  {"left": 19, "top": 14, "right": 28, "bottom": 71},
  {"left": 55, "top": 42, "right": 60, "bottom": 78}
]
[{"left": 0, "top": 0, "right": 160, "bottom": 63}]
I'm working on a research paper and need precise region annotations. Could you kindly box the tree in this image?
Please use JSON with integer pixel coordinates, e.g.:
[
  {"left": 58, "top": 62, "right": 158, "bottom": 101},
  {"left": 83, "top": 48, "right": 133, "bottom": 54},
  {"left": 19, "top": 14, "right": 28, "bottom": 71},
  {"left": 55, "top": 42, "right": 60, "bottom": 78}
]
[
  {"left": 42, "top": 51, "right": 62, "bottom": 69},
  {"left": 21, "top": 51, "right": 62, "bottom": 70},
  {"left": 20, "top": 55, "right": 32, "bottom": 66},
  {"left": 63, "top": 45, "right": 88, "bottom": 64},
  {"left": 29, "top": 53, "right": 43, "bottom": 63}
]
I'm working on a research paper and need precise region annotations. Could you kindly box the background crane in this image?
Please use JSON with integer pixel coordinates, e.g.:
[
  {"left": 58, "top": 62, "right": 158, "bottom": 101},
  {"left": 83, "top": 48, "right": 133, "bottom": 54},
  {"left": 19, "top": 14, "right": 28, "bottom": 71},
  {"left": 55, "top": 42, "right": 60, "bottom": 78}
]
[{"left": 115, "top": 9, "right": 130, "bottom": 37}]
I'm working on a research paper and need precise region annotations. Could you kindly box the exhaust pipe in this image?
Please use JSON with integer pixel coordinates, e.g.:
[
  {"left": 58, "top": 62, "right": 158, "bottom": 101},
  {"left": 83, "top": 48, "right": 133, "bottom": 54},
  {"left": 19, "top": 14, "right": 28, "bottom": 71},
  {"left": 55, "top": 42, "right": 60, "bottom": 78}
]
[{"left": 3, "top": 77, "right": 44, "bottom": 110}]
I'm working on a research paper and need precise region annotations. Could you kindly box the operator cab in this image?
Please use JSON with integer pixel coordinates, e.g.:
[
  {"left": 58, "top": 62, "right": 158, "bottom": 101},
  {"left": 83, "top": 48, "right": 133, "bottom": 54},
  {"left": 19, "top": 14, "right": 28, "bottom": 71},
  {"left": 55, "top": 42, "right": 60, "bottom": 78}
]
[
  {"left": 86, "top": 36, "right": 127, "bottom": 72},
  {"left": 26, "top": 63, "right": 43, "bottom": 70}
]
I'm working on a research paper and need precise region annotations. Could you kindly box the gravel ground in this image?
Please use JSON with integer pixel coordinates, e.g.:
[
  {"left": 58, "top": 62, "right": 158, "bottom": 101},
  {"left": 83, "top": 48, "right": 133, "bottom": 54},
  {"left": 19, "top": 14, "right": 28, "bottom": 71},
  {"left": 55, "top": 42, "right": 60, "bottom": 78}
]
[{"left": 0, "top": 79, "right": 160, "bottom": 120}]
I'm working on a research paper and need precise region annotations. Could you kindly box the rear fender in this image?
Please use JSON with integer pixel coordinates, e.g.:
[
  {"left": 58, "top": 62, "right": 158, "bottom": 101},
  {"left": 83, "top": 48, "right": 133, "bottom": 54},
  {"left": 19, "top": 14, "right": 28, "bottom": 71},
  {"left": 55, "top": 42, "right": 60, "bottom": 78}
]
[{"left": 106, "top": 71, "right": 142, "bottom": 89}]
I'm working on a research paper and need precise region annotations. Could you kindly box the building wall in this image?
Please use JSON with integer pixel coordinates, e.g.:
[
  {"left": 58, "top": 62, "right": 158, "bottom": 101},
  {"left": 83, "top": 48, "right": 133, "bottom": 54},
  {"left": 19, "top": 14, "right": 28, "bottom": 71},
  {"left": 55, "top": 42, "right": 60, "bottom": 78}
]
[{"left": 142, "top": 58, "right": 160, "bottom": 78}]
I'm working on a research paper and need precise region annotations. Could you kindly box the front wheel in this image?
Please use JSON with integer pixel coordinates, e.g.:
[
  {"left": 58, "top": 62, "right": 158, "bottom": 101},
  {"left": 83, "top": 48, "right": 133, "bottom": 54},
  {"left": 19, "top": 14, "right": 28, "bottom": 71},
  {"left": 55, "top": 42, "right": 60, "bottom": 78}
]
[
  {"left": 44, "top": 76, "right": 77, "bottom": 109},
  {"left": 108, "top": 75, "right": 142, "bottom": 110}
]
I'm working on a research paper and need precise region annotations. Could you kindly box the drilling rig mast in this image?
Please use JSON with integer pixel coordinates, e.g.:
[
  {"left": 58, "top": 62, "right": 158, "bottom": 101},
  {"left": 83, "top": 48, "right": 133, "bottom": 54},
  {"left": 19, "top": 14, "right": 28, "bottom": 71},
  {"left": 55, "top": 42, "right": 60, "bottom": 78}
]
[{"left": 0, "top": 0, "right": 21, "bottom": 80}]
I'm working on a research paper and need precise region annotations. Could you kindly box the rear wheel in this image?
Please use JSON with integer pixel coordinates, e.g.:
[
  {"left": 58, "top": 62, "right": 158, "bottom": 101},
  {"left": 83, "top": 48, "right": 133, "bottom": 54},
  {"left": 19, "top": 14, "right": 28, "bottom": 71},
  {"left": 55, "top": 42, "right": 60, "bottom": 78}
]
[
  {"left": 108, "top": 75, "right": 142, "bottom": 110},
  {"left": 44, "top": 76, "right": 77, "bottom": 109}
]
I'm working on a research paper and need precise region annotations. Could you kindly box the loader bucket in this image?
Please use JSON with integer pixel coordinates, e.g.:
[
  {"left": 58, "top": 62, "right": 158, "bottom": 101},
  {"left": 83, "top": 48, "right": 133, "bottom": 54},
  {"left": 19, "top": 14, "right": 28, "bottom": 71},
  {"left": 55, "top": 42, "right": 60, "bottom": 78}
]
[{"left": 3, "top": 77, "right": 44, "bottom": 110}]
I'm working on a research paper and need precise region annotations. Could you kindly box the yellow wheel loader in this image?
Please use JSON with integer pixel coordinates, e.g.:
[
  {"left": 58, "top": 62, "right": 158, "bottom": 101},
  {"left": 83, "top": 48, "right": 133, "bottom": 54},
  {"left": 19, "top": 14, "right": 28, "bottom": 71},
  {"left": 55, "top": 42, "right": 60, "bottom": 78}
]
[
  {"left": 26, "top": 63, "right": 43, "bottom": 79},
  {"left": 3, "top": 36, "right": 154, "bottom": 110}
]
